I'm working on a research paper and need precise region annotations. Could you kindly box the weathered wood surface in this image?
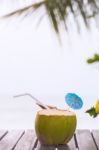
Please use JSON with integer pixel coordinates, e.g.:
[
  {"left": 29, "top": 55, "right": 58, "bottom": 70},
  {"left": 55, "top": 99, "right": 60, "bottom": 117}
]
[
  {"left": 36, "top": 141, "right": 56, "bottom": 150},
  {"left": 0, "top": 130, "right": 98, "bottom": 150},
  {"left": 92, "top": 130, "right": 99, "bottom": 149},
  {"left": 0, "top": 130, "right": 24, "bottom": 150},
  {"left": 14, "top": 130, "right": 37, "bottom": 150},
  {"left": 75, "top": 130, "right": 97, "bottom": 150}
]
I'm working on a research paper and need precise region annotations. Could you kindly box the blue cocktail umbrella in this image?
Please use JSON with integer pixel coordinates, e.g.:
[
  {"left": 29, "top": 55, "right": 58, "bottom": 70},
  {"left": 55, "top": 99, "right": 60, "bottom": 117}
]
[{"left": 65, "top": 93, "right": 83, "bottom": 110}]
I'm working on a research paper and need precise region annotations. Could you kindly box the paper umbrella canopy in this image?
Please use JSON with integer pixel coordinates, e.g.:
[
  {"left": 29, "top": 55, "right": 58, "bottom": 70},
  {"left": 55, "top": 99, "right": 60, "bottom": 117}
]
[{"left": 65, "top": 93, "right": 83, "bottom": 110}]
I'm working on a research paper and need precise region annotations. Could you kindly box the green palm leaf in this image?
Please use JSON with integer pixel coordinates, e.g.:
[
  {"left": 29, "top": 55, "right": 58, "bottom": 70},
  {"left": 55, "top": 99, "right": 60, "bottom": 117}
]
[{"left": 2, "top": 0, "right": 99, "bottom": 35}]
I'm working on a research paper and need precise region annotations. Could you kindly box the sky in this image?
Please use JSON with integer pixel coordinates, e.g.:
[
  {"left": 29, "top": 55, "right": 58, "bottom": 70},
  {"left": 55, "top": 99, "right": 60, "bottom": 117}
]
[{"left": 0, "top": 1, "right": 99, "bottom": 129}]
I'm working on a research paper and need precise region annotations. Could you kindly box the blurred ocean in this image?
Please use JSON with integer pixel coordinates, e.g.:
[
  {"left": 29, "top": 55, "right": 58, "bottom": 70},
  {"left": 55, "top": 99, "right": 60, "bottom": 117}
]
[{"left": 0, "top": 95, "right": 98, "bottom": 130}]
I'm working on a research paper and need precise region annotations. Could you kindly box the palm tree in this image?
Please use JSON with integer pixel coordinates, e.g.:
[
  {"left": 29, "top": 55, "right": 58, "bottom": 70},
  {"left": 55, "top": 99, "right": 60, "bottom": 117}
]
[{"left": 3, "top": 0, "right": 99, "bottom": 35}]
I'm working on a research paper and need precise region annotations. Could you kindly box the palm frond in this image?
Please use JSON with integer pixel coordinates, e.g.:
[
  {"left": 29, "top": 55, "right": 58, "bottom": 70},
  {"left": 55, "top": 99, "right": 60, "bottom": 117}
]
[
  {"left": 2, "top": 0, "right": 99, "bottom": 35},
  {"left": 3, "top": 1, "right": 45, "bottom": 18}
]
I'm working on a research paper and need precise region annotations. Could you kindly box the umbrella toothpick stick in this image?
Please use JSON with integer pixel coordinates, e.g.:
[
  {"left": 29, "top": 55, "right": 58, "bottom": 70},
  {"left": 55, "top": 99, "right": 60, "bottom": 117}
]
[
  {"left": 13, "top": 93, "right": 49, "bottom": 109},
  {"left": 67, "top": 101, "right": 75, "bottom": 111}
]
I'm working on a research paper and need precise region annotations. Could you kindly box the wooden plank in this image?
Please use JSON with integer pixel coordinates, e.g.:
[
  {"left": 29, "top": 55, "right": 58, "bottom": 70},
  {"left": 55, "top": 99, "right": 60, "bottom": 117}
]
[
  {"left": 76, "top": 130, "right": 97, "bottom": 150},
  {"left": 92, "top": 130, "right": 99, "bottom": 149},
  {"left": 58, "top": 135, "right": 76, "bottom": 150},
  {"left": 0, "top": 130, "right": 24, "bottom": 150},
  {"left": 0, "top": 130, "right": 8, "bottom": 140},
  {"left": 14, "top": 130, "right": 37, "bottom": 150},
  {"left": 36, "top": 141, "right": 56, "bottom": 150}
]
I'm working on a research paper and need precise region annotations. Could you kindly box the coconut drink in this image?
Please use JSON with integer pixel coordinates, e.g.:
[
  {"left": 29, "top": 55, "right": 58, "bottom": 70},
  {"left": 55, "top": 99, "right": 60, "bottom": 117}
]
[
  {"left": 35, "top": 108, "right": 77, "bottom": 145},
  {"left": 14, "top": 93, "right": 83, "bottom": 145}
]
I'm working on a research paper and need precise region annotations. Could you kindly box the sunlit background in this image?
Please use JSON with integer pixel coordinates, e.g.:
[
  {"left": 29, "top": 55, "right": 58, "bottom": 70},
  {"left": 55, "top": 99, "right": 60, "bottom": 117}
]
[{"left": 0, "top": 0, "right": 99, "bottom": 129}]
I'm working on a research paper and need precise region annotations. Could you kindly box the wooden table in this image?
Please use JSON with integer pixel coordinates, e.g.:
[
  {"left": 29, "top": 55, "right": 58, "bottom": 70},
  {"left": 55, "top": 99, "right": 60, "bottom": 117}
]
[{"left": 0, "top": 130, "right": 99, "bottom": 150}]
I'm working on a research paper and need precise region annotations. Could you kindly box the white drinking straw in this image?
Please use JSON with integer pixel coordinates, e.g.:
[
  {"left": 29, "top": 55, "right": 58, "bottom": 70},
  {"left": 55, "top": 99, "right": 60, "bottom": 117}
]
[{"left": 13, "top": 93, "right": 49, "bottom": 109}]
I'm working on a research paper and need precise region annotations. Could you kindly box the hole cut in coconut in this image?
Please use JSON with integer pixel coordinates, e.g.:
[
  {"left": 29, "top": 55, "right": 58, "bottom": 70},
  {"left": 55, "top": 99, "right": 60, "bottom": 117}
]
[{"left": 38, "top": 108, "right": 76, "bottom": 116}]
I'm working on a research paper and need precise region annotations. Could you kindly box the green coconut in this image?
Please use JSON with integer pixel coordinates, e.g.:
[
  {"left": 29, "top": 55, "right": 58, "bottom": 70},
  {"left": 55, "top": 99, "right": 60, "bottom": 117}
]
[{"left": 35, "top": 108, "right": 77, "bottom": 145}]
